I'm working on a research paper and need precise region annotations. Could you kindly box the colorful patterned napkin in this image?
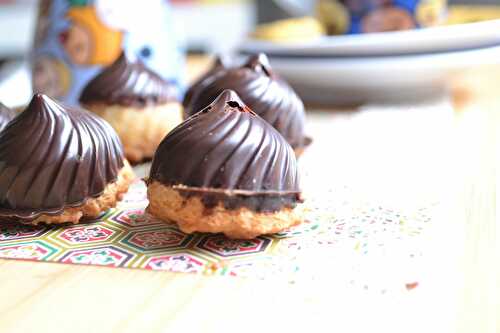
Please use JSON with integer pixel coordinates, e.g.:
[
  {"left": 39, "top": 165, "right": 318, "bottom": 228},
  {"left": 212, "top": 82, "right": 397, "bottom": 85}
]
[
  {"left": 0, "top": 109, "right": 441, "bottom": 293},
  {"left": 0, "top": 178, "right": 431, "bottom": 293}
]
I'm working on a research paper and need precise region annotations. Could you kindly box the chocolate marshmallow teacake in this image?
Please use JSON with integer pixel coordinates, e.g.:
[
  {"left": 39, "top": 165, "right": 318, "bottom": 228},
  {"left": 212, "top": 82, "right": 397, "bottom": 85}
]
[
  {"left": 183, "top": 53, "right": 308, "bottom": 151},
  {"left": 0, "top": 102, "right": 16, "bottom": 131},
  {"left": 80, "top": 53, "right": 179, "bottom": 107},
  {"left": 0, "top": 94, "right": 125, "bottom": 220},
  {"left": 150, "top": 89, "right": 302, "bottom": 213},
  {"left": 182, "top": 55, "right": 227, "bottom": 109}
]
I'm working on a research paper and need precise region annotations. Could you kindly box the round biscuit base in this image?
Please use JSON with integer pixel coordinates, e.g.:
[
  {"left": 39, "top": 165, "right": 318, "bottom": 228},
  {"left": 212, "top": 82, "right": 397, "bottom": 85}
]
[
  {"left": 26, "top": 161, "right": 135, "bottom": 225},
  {"left": 83, "top": 102, "right": 183, "bottom": 163},
  {"left": 146, "top": 181, "right": 305, "bottom": 239}
]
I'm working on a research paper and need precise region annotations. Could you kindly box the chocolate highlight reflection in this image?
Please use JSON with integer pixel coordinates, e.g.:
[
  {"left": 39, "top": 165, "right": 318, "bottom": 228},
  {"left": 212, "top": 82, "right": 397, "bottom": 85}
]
[
  {"left": 148, "top": 89, "right": 305, "bottom": 239},
  {"left": 0, "top": 94, "right": 134, "bottom": 224}
]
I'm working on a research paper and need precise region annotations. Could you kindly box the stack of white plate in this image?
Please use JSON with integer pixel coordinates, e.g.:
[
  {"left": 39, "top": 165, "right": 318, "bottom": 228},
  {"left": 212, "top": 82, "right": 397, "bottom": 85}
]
[{"left": 239, "top": 20, "right": 500, "bottom": 105}]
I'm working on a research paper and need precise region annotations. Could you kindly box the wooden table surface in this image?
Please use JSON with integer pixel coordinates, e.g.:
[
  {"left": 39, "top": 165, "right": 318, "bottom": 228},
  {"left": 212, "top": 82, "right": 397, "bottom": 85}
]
[{"left": 0, "top": 58, "right": 498, "bottom": 333}]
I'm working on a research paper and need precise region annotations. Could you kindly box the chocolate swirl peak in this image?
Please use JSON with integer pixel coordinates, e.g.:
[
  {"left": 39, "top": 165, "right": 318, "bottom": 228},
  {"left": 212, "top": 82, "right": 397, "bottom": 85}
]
[
  {"left": 80, "top": 52, "right": 179, "bottom": 107},
  {"left": 150, "top": 89, "right": 302, "bottom": 212},
  {"left": 0, "top": 94, "right": 125, "bottom": 220},
  {"left": 182, "top": 55, "right": 228, "bottom": 109},
  {"left": 0, "top": 102, "right": 16, "bottom": 131},
  {"left": 184, "top": 53, "right": 307, "bottom": 150}
]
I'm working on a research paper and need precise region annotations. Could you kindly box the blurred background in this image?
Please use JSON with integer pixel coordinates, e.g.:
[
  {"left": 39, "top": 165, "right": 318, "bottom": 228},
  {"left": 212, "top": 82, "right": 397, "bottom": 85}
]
[
  {"left": 0, "top": 0, "right": 499, "bottom": 106},
  {"left": 0, "top": 0, "right": 498, "bottom": 58}
]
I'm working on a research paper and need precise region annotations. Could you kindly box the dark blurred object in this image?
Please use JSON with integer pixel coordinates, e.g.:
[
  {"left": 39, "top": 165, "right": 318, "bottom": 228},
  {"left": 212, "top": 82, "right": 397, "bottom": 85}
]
[
  {"left": 256, "top": 0, "right": 500, "bottom": 24},
  {"left": 256, "top": 0, "right": 294, "bottom": 24}
]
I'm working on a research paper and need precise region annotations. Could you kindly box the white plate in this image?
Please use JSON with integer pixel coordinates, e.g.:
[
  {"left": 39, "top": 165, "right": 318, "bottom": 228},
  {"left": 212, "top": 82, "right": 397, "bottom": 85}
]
[
  {"left": 0, "top": 61, "right": 32, "bottom": 107},
  {"left": 262, "top": 44, "right": 500, "bottom": 106},
  {"left": 240, "top": 20, "right": 500, "bottom": 57}
]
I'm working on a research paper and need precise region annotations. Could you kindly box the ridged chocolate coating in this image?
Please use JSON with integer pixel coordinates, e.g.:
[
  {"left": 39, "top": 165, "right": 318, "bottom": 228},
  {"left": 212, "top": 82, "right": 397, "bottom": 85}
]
[
  {"left": 184, "top": 53, "right": 307, "bottom": 149},
  {"left": 182, "top": 55, "right": 227, "bottom": 109},
  {"left": 150, "top": 90, "right": 301, "bottom": 212},
  {"left": 0, "top": 102, "right": 16, "bottom": 132},
  {"left": 80, "top": 53, "right": 179, "bottom": 107},
  {"left": 0, "top": 94, "right": 125, "bottom": 220}
]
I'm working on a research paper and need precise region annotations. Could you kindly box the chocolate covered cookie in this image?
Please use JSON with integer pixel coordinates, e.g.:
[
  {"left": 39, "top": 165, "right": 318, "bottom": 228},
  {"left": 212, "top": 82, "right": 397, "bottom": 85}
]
[
  {"left": 0, "top": 94, "right": 134, "bottom": 224},
  {"left": 184, "top": 53, "right": 310, "bottom": 155},
  {"left": 80, "top": 53, "right": 183, "bottom": 163},
  {"left": 148, "top": 90, "right": 304, "bottom": 239},
  {"left": 182, "top": 55, "right": 227, "bottom": 110}
]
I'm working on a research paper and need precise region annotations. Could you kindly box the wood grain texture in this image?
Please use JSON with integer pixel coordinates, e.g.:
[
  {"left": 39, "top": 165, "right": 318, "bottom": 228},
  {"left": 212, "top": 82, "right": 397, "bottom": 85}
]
[{"left": 450, "top": 67, "right": 499, "bottom": 333}]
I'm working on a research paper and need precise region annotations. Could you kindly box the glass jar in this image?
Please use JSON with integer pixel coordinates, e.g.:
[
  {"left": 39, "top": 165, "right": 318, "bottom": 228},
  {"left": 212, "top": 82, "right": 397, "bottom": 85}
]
[{"left": 32, "top": 0, "right": 184, "bottom": 105}]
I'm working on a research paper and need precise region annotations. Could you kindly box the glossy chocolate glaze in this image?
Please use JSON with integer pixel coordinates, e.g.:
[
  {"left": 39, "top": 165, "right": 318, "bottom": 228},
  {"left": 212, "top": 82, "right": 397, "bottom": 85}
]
[
  {"left": 184, "top": 53, "right": 307, "bottom": 150},
  {"left": 150, "top": 90, "right": 302, "bottom": 213},
  {"left": 182, "top": 56, "right": 228, "bottom": 109},
  {"left": 80, "top": 53, "right": 179, "bottom": 107},
  {"left": 0, "top": 102, "right": 16, "bottom": 132},
  {"left": 0, "top": 94, "right": 125, "bottom": 220}
]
